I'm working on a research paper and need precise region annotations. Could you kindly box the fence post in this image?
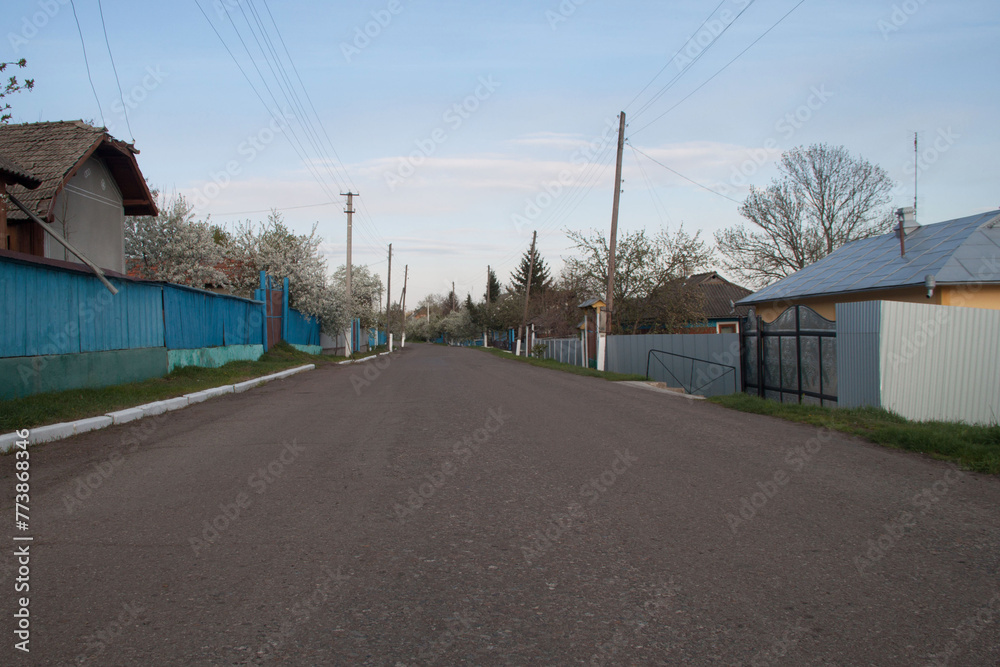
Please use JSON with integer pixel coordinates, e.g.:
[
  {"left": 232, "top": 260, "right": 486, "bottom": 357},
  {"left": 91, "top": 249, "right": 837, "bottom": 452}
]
[{"left": 282, "top": 277, "right": 290, "bottom": 344}]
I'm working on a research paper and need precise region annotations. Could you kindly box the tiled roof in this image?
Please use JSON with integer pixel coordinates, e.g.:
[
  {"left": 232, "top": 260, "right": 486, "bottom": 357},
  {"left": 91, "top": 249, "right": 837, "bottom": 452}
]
[
  {"left": 739, "top": 211, "right": 1000, "bottom": 305},
  {"left": 0, "top": 152, "right": 40, "bottom": 189},
  {"left": 684, "top": 271, "right": 752, "bottom": 319},
  {"left": 0, "top": 120, "right": 156, "bottom": 220}
]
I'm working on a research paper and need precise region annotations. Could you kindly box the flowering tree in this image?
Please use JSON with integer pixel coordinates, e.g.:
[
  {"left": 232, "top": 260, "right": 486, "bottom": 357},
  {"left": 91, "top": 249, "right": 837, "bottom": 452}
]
[
  {"left": 223, "top": 212, "right": 344, "bottom": 334},
  {"left": 125, "top": 193, "right": 229, "bottom": 288},
  {"left": 330, "top": 264, "right": 383, "bottom": 330}
]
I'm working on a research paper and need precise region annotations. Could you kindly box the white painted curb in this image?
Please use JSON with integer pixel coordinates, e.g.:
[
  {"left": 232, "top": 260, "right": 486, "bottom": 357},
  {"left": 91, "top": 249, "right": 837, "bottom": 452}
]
[
  {"left": 337, "top": 352, "right": 391, "bottom": 365},
  {"left": 0, "top": 363, "right": 316, "bottom": 452}
]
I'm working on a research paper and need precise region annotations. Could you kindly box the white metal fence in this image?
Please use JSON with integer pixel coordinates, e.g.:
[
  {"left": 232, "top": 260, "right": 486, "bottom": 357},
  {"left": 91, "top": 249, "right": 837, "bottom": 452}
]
[{"left": 837, "top": 301, "right": 1000, "bottom": 425}]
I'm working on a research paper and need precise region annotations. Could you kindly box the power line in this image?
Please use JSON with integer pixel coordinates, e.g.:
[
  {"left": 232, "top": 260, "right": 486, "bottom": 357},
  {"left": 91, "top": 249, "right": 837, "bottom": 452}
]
[
  {"left": 97, "top": 0, "right": 132, "bottom": 141},
  {"left": 629, "top": 143, "right": 739, "bottom": 203},
  {"left": 630, "top": 0, "right": 758, "bottom": 122},
  {"left": 211, "top": 201, "right": 339, "bottom": 216},
  {"left": 69, "top": 0, "right": 106, "bottom": 128},
  {"left": 631, "top": 0, "right": 809, "bottom": 136},
  {"left": 624, "top": 0, "right": 727, "bottom": 113}
]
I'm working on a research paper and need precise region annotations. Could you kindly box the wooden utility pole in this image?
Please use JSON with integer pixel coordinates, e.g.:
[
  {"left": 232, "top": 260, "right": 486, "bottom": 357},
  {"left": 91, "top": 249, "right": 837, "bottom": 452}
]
[
  {"left": 605, "top": 111, "right": 626, "bottom": 326},
  {"left": 385, "top": 243, "right": 392, "bottom": 348},
  {"left": 400, "top": 264, "right": 408, "bottom": 345},
  {"left": 342, "top": 192, "right": 357, "bottom": 354},
  {"left": 521, "top": 230, "right": 537, "bottom": 356}
]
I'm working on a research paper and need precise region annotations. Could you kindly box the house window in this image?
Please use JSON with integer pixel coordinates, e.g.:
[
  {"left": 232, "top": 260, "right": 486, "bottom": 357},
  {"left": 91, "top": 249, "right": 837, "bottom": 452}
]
[{"left": 718, "top": 323, "right": 738, "bottom": 334}]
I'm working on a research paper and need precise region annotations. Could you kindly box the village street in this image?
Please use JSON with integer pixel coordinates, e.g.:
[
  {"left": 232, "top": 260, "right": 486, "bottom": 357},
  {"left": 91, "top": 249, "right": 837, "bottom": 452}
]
[{"left": 5, "top": 343, "right": 1000, "bottom": 666}]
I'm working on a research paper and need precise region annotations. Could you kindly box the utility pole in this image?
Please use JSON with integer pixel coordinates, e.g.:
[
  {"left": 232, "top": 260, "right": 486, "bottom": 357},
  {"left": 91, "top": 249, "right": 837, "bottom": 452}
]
[
  {"left": 385, "top": 243, "right": 392, "bottom": 351},
  {"left": 342, "top": 192, "right": 357, "bottom": 354},
  {"left": 520, "top": 230, "right": 537, "bottom": 356},
  {"left": 486, "top": 265, "right": 491, "bottom": 304},
  {"left": 452, "top": 281, "right": 456, "bottom": 312},
  {"left": 913, "top": 132, "right": 918, "bottom": 224},
  {"left": 400, "top": 264, "right": 408, "bottom": 347},
  {"left": 605, "top": 111, "right": 626, "bottom": 324}
]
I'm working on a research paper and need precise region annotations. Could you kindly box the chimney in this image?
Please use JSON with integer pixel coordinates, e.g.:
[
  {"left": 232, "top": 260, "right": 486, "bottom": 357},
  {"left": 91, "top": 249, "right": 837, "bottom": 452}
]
[{"left": 895, "top": 207, "right": 918, "bottom": 256}]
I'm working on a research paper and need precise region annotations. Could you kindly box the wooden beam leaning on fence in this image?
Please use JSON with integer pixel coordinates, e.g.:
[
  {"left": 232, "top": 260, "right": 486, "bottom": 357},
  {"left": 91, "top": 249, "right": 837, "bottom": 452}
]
[{"left": 6, "top": 192, "right": 118, "bottom": 295}]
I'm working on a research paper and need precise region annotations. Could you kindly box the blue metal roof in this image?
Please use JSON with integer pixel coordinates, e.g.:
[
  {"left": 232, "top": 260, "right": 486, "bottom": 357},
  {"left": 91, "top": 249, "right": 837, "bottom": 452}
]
[{"left": 739, "top": 211, "right": 1000, "bottom": 304}]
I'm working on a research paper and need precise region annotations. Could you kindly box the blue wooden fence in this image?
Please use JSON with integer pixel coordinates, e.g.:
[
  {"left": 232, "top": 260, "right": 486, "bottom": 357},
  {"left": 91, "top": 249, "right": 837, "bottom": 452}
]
[{"left": 0, "top": 255, "right": 310, "bottom": 359}]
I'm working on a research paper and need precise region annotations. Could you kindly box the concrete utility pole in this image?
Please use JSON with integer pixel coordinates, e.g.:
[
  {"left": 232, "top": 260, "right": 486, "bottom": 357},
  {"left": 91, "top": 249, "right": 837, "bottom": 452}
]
[
  {"left": 452, "top": 281, "right": 456, "bottom": 312},
  {"left": 342, "top": 192, "right": 357, "bottom": 354},
  {"left": 400, "top": 264, "right": 408, "bottom": 347},
  {"left": 385, "top": 243, "right": 392, "bottom": 351},
  {"left": 486, "top": 265, "right": 491, "bottom": 304},
  {"left": 605, "top": 111, "right": 626, "bottom": 324},
  {"left": 520, "top": 230, "right": 537, "bottom": 357}
]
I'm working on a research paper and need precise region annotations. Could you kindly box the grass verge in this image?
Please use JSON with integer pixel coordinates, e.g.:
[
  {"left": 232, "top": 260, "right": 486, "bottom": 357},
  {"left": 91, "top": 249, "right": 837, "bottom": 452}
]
[
  {"left": 709, "top": 393, "right": 1000, "bottom": 474},
  {"left": 0, "top": 341, "right": 329, "bottom": 432},
  {"left": 474, "top": 345, "right": 648, "bottom": 382}
]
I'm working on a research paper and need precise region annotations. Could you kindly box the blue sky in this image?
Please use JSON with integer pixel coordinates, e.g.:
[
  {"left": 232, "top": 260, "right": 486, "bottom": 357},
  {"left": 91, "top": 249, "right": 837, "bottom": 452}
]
[{"left": 7, "top": 0, "right": 999, "bottom": 304}]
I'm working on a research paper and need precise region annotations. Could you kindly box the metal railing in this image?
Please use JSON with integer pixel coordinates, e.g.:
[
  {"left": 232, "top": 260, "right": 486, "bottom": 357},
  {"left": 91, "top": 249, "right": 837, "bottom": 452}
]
[{"left": 645, "top": 349, "right": 737, "bottom": 396}]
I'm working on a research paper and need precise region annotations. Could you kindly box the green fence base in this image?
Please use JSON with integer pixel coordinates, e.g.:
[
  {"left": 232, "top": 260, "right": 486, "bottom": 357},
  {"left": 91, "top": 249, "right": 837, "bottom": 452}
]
[
  {"left": 0, "top": 347, "right": 168, "bottom": 400},
  {"left": 167, "top": 344, "right": 264, "bottom": 372},
  {"left": 289, "top": 344, "right": 322, "bottom": 355}
]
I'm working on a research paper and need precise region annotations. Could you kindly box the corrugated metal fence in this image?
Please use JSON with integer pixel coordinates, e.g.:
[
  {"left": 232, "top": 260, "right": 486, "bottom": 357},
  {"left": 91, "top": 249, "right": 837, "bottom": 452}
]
[
  {"left": 537, "top": 333, "right": 741, "bottom": 397},
  {"left": 608, "top": 333, "right": 741, "bottom": 397},
  {"left": 837, "top": 300, "right": 1000, "bottom": 425},
  {"left": 0, "top": 254, "right": 322, "bottom": 360}
]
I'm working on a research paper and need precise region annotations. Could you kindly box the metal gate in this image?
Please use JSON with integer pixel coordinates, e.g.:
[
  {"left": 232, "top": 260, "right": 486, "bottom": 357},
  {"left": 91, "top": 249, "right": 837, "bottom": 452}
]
[
  {"left": 258, "top": 273, "right": 285, "bottom": 350},
  {"left": 742, "top": 305, "right": 838, "bottom": 406}
]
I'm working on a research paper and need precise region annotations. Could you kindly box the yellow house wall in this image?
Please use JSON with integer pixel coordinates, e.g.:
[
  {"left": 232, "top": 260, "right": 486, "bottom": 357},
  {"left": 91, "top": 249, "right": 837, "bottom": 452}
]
[{"left": 753, "top": 284, "right": 1000, "bottom": 322}]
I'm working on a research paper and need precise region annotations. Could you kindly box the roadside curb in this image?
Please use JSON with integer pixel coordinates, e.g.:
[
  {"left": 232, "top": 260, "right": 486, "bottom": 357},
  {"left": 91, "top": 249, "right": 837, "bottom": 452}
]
[
  {"left": 618, "top": 380, "right": 707, "bottom": 401},
  {"left": 336, "top": 351, "right": 393, "bottom": 365},
  {"left": 0, "top": 364, "right": 316, "bottom": 453}
]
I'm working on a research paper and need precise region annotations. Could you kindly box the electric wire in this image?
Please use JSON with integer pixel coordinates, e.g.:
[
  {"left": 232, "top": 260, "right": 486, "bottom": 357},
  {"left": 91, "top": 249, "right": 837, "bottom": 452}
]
[
  {"left": 629, "top": 143, "right": 739, "bottom": 203},
  {"left": 631, "top": 0, "right": 809, "bottom": 136},
  {"left": 69, "top": 0, "right": 106, "bottom": 128},
  {"left": 97, "top": 0, "right": 132, "bottom": 141}
]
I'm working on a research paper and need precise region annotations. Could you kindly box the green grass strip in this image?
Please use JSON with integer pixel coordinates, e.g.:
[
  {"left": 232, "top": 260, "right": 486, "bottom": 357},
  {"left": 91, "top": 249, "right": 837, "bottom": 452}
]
[
  {"left": 709, "top": 393, "right": 1000, "bottom": 474},
  {"left": 0, "top": 342, "right": 332, "bottom": 432}
]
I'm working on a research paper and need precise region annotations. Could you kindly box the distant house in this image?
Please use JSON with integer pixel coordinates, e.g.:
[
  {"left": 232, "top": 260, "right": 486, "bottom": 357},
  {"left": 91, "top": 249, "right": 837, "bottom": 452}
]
[
  {"left": 682, "top": 271, "right": 752, "bottom": 333},
  {"left": 0, "top": 120, "right": 157, "bottom": 273},
  {"left": 738, "top": 211, "right": 1000, "bottom": 321}
]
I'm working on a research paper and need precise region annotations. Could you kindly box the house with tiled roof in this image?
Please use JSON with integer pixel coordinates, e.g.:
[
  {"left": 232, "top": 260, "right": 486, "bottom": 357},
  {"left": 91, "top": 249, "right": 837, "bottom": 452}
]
[
  {"left": 738, "top": 210, "right": 1000, "bottom": 321},
  {"left": 0, "top": 120, "right": 156, "bottom": 273},
  {"left": 682, "top": 271, "right": 752, "bottom": 333}
]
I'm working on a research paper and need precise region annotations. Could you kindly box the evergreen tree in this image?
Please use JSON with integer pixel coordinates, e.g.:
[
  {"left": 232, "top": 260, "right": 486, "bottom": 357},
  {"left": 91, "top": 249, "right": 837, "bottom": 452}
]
[
  {"left": 509, "top": 248, "right": 551, "bottom": 295},
  {"left": 483, "top": 268, "right": 502, "bottom": 303}
]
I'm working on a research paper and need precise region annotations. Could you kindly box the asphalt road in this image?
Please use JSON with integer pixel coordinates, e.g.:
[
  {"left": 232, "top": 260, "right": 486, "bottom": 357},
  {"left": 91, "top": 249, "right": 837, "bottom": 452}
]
[{"left": 3, "top": 343, "right": 1000, "bottom": 666}]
